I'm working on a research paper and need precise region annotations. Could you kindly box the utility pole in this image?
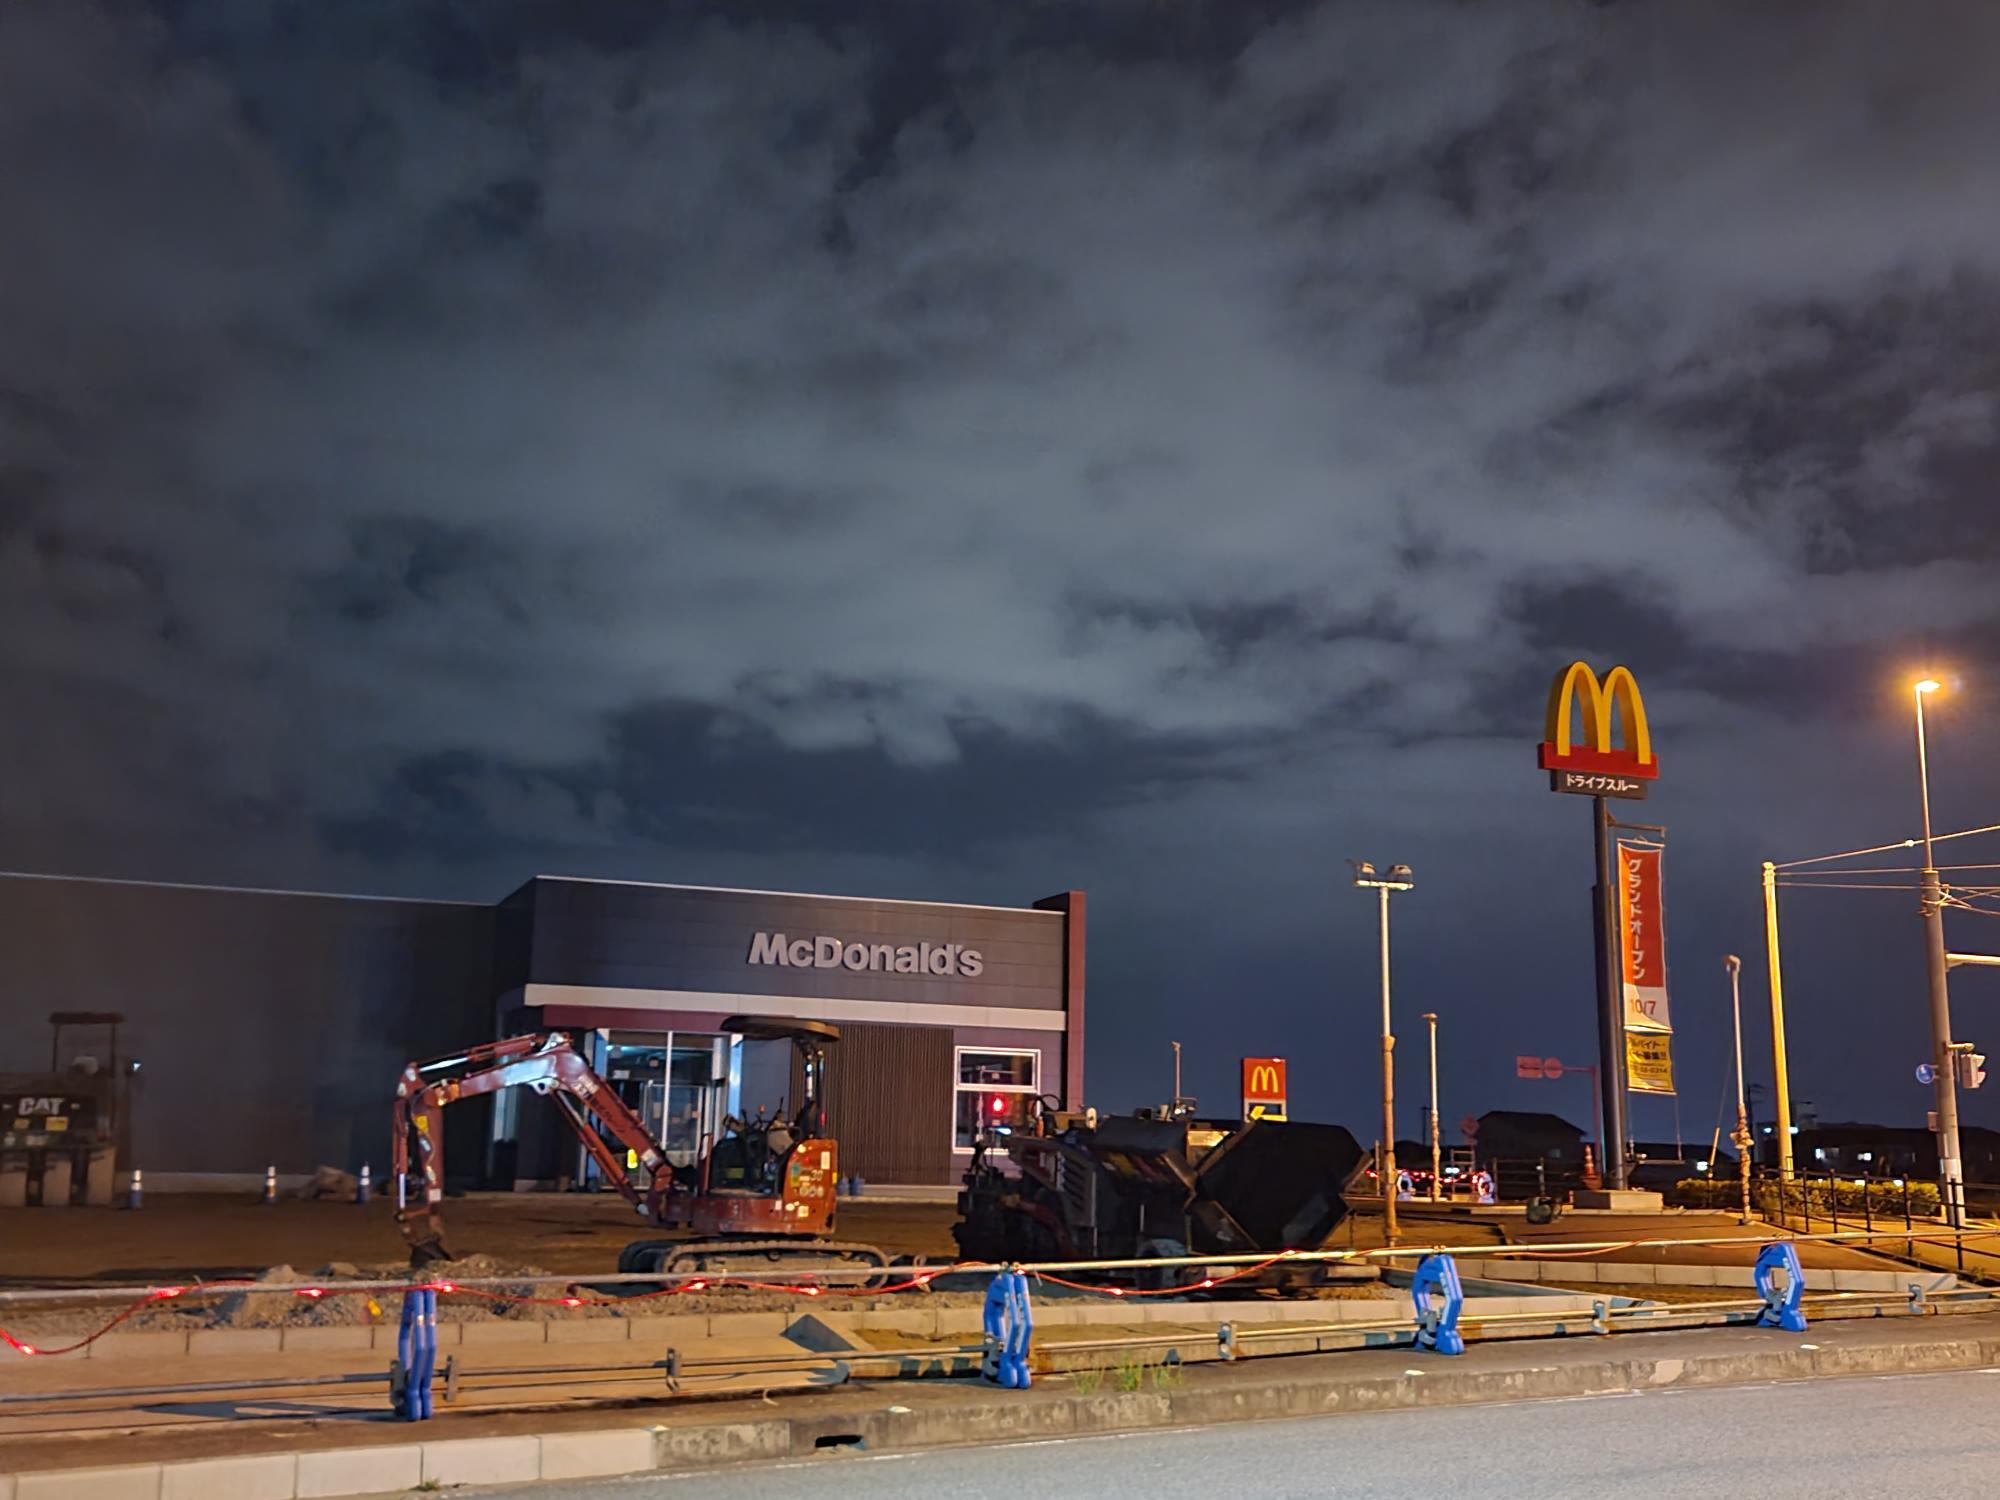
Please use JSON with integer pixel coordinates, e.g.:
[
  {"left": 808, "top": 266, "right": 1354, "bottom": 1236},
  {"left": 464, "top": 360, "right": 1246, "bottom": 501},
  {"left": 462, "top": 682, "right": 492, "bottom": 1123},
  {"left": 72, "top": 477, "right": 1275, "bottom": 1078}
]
[
  {"left": 1912, "top": 679, "right": 1966, "bottom": 1228},
  {"left": 1760, "top": 863, "right": 1796, "bottom": 1182},
  {"left": 1724, "top": 955, "right": 1753, "bottom": 1224},
  {"left": 1351, "top": 861, "right": 1414, "bottom": 1245},
  {"left": 1423, "top": 1012, "right": 1441, "bottom": 1203}
]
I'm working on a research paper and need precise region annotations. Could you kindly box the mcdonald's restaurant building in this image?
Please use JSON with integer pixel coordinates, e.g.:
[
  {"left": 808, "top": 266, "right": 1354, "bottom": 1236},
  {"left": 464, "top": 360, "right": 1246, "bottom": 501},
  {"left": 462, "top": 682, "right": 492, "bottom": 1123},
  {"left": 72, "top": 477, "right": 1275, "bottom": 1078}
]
[
  {"left": 492, "top": 878, "right": 1086, "bottom": 1189},
  {"left": 0, "top": 871, "right": 1084, "bottom": 1193}
]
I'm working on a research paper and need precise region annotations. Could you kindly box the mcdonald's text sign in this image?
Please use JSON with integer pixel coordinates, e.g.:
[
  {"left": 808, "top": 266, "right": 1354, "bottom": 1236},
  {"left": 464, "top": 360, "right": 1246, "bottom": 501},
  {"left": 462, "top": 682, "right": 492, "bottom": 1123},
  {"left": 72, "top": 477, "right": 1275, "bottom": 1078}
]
[
  {"left": 1539, "top": 660, "right": 1659, "bottom": 799},
  {"left": 1242, "top": 1057, "right": 1287, "bottom": 1122}
]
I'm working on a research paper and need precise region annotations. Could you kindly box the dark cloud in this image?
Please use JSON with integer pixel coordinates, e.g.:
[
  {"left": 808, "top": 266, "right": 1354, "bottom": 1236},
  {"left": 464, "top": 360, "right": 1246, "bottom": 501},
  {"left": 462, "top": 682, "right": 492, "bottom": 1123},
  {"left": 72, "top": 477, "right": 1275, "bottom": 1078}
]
[{"left": 4, "top": 0, "right": 2000, "bottom": 1131}]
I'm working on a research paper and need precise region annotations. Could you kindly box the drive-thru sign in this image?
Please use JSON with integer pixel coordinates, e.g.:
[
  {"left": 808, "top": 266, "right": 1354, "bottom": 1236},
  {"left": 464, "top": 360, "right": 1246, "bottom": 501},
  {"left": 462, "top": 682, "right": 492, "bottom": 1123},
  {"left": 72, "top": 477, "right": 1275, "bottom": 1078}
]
[{"left": 1241, "top": 1057, "right": 1287, "bottom": 1121}]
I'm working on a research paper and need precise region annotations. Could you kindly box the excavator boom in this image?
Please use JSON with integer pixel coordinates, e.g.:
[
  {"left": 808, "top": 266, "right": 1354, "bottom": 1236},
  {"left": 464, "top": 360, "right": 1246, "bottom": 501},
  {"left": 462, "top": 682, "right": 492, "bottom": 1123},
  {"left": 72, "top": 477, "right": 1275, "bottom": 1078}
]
[{"left": 391, "top": 1032, "right": 669, "bottom": 1263}]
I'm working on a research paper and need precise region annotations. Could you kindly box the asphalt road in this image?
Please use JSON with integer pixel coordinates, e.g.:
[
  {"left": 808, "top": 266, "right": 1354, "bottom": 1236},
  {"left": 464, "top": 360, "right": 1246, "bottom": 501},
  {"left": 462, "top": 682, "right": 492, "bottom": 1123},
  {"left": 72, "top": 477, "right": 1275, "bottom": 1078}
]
[{"left": 456, "top": 1368, "right": 2000, "bottom": 1500}]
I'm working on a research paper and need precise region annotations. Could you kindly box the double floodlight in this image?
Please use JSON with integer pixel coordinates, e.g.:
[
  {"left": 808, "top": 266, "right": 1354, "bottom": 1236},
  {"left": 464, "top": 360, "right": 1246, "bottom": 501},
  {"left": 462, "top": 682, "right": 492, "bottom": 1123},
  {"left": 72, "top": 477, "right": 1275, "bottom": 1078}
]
[{"left": 1350, "top": 859, "right": 1414, "bottom": 890}]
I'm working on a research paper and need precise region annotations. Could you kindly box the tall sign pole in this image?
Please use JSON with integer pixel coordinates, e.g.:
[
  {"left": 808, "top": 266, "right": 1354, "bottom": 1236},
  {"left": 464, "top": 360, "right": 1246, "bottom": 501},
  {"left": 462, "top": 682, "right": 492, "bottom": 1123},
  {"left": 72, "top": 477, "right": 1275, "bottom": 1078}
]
[
  {"left": 1537, "top": 662, "right": 1662, "bottom": 1193},
  {"left": 1591, "top": 796, "right": 1628, "bottom": 1187}
]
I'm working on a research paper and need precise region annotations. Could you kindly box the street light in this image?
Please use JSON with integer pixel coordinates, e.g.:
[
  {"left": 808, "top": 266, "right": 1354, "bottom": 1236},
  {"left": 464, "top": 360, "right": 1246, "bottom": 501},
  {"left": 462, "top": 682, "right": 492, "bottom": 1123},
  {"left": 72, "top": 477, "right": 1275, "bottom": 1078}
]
[
  {"left": 1911, "top": 676, "right": 1966, "bottom": 1227},
  {"left": 1422, "top": 1012, "right": 1441, "bottom": 1203},
  {"left": 1351, "top": 859, "right": 1414, "bottom": 1244},
  {"left": 1723, "top": 956, "right": 1753, "bottom": 1224}
]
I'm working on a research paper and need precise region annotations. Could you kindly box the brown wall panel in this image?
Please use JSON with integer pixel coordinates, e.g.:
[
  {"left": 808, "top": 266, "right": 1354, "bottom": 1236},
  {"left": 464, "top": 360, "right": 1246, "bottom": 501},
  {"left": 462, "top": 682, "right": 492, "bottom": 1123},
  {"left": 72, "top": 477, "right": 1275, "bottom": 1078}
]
[{"left": 793, "top": 1021, "right": 953, "bottom": 1186}]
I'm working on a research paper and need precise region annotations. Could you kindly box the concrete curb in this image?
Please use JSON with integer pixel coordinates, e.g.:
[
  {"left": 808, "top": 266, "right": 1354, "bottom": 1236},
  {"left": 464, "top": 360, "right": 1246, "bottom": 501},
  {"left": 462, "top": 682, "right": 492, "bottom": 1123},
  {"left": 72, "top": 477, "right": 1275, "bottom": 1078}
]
[
  {"left": 7, "top": 1430, "right": 658, "bottom": 1499},
  {"left": 11, "top": 1318, "right": 2000, "bottom": 1497}
]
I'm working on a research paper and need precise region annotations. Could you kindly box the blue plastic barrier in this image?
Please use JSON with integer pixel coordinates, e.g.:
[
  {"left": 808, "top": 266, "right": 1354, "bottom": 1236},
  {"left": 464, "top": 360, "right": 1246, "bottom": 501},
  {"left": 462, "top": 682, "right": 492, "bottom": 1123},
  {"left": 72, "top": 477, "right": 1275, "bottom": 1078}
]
[
  {"left": 393, "top": 1287, "right": 438, "bottom": 1419},
  {"left": 1411, "top": 1253, "right": 1466, "bottom": 1355},
  {"left": 982, "top": 1270, "right": 1034, "bottom": 1388},
  {"left": 1754, "top": 1242, "right": 1807, "bottom": 1332}
]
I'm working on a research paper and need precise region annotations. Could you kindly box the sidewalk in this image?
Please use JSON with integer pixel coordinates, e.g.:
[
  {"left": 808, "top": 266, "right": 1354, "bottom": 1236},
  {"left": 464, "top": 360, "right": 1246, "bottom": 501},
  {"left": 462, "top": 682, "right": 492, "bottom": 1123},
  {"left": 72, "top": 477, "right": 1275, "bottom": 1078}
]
[{"left": 6, "top": 1304, "right": 2000, "bottom": 1497}]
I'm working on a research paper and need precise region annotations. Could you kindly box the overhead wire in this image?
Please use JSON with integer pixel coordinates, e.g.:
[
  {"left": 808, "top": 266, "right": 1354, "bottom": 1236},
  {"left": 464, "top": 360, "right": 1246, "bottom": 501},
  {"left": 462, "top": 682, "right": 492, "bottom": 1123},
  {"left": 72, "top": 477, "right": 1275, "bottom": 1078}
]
[
  {"left": 1771, "top": 881, "right": 1920, "bottom": 893},
  {"left": 1773, "top": 821, "right": 2000, "bottom": 871}
]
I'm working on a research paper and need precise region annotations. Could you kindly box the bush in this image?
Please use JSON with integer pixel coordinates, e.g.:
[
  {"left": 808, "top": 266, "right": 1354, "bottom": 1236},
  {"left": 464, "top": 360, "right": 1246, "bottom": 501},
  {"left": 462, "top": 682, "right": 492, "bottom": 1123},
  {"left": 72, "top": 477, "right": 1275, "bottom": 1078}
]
[
  {"left": 1756, "top": 1178, "right": 1941, "bottom": 1219},
  {"left": 1668, "top": 1176, "right": 1942, "bottom": 1218}
]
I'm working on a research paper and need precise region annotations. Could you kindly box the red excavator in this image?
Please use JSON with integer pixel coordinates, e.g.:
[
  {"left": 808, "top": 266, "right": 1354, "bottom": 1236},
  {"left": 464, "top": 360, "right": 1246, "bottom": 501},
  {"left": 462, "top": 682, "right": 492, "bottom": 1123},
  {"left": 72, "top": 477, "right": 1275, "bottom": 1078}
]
[{"left": 391, "top": 1016, "right": 887, "bottom": 1276}]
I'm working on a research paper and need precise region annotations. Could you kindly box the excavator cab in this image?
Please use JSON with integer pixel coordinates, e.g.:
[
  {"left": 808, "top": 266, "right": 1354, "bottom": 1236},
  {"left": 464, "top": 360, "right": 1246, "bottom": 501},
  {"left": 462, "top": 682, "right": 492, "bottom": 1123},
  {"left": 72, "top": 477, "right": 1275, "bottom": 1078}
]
[
  {"left": 663, "top": 1018, "right": 838, "bottom": 1219},
  {"left": 618, "top": 1017, "right": 866, "bottom": 1276}
]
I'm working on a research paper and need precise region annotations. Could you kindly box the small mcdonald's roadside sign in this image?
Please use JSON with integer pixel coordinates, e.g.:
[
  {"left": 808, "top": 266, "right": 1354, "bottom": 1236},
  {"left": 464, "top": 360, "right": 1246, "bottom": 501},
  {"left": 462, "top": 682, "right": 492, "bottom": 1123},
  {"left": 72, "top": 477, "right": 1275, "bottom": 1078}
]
[
  {"left": 1241, "top": 1057, "right": 1287, "bottom": 1122},
  {"left": 1539, "top": 661, "right": 1659, "bottom": 800}
]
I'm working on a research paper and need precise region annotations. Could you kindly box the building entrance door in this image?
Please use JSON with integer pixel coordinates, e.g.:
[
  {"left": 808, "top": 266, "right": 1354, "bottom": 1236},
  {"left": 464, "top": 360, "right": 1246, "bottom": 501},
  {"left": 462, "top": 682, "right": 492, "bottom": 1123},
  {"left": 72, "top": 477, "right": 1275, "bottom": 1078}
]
[{"left": 581, "top": 1031, "right": 731, "bottom": 1187}]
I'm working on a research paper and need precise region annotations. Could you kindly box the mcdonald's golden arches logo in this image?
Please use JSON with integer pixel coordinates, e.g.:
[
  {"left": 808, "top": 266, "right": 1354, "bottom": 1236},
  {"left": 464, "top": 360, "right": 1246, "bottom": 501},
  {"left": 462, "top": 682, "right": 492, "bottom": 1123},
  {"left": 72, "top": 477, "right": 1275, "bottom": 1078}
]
[
  {"left": 1538, "top": 661, "right": 1660, "bottom": 781},
  {"left": 1241, "top": 1057, "right": 1287, "bottom": 1121}
]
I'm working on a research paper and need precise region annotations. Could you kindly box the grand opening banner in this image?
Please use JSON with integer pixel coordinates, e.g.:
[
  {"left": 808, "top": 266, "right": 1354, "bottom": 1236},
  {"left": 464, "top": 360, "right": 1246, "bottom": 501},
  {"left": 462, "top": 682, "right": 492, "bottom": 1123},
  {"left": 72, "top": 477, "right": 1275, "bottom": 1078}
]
[
  {"left": 1617, "top": 838, "right": 1676, "bottom": 1094},
  {"left": 1616, "top": 839, "right": 1672, "bottom": 1033}
]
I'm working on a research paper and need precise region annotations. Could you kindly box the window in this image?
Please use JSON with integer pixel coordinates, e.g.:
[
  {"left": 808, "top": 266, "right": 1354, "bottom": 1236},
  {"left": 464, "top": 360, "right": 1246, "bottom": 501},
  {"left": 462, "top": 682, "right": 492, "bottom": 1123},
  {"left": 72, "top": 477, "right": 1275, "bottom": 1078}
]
[{"left": 953, "top": 1048, "right": 1040, "bottom": 1150}]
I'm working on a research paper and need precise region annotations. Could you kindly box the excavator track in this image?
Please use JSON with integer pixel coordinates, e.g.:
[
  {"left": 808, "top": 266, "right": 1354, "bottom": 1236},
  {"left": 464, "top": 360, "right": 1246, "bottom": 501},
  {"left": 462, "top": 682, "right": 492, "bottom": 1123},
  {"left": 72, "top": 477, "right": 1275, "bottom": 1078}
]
[{"left": 618, "top": 1237, "right": 890, "bottom": 1278}]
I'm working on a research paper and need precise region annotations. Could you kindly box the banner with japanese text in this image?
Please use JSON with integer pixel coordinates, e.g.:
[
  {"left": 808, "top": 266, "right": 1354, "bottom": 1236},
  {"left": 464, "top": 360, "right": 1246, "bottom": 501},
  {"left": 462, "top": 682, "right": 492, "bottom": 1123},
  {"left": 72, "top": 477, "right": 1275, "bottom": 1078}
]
[
  {"left": 1625, "top": 1030, "right": 1676, "bottom": 1095},
  {"left": 1617, "top": 839, "right": 1673, "bottom": 1034}
]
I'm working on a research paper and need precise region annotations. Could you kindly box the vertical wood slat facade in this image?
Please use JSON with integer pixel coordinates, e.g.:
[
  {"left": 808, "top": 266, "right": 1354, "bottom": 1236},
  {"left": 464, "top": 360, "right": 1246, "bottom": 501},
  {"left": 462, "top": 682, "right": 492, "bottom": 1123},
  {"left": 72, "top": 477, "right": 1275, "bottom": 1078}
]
[{"left": 792, "top": 1021, "right": 953, "bottom": 1185}]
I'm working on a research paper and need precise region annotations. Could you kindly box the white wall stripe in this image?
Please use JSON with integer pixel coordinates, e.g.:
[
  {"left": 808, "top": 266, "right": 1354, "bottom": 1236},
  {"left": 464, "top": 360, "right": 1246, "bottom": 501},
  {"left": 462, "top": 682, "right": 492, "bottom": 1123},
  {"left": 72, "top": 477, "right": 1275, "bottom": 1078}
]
[{"left": 523, "top": 983, "right": 1067, "bottom": 1033}]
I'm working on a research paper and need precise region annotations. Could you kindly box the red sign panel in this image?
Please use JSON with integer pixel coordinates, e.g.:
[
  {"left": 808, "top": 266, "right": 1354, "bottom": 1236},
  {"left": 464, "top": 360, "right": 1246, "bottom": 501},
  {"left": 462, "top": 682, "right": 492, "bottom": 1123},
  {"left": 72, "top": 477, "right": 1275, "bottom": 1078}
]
[
  {"left": 1515, "top": 1056, "right": 1544, "bottom": 1079},
  {"left": 1617, "top": 840, "right": 1673, "bottom": 1032},
  {"left": 1241, "top": 1057, "right": 1287, "bottom": 1121}
]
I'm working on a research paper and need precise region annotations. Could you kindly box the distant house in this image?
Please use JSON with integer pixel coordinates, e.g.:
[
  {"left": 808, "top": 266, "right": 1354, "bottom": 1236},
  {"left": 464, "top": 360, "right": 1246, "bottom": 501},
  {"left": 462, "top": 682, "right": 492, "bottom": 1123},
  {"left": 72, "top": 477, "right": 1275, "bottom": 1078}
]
[
  {"left": 1476, "top": 1111, "right": 1585, "bottom": 1162},
  {"left": 1476, "top": 1111, "right": 1587, "bottom": 1199},
  {"left": 1776, "top": 1123, "right": 2000, "bottom": 1181}
]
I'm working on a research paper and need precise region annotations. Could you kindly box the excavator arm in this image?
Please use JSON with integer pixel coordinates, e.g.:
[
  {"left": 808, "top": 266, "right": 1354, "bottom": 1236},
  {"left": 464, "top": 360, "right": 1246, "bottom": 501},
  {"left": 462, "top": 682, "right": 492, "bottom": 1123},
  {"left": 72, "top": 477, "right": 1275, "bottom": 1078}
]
[{"left": 391, "top": 1032, "right": 672, "bottom": 1265}]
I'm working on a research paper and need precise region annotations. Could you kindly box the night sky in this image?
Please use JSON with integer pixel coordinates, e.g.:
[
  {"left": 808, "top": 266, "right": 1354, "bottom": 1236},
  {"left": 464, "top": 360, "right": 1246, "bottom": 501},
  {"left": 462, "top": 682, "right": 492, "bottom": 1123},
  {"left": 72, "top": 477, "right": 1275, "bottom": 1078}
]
[{"left": 7, "top": 1, "right": 2000, "bottom": 1148}]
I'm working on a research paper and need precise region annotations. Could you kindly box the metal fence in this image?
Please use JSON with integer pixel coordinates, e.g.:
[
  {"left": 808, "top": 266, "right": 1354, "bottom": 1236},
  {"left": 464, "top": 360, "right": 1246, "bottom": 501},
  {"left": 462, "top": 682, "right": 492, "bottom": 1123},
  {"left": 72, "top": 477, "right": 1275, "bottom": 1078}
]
[{"left": 1735, "top": 1171, "right": 2000, "bottom": 1280}]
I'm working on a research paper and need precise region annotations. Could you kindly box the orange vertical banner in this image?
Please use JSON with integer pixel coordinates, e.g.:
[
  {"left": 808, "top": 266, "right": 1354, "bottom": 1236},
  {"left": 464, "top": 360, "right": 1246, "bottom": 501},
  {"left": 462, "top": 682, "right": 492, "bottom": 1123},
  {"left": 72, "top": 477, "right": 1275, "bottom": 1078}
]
[{"left": 1617, "top": 840, "right": 1672, "bottom": 1034}]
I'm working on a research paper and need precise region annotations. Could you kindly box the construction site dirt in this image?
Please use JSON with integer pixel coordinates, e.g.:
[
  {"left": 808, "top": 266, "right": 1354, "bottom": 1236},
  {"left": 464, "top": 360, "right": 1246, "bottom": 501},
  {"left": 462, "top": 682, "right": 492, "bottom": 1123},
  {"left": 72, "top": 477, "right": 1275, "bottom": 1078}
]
[
  {"left": 0, "top": 1192, "right": 1432, "bottom": 1343},
  {"left": 0, "top": 1193, "right": 962, "bottom": 1285},
  {"left": 0, "top": 1193, "right": 1912, "bottom": 1347}
]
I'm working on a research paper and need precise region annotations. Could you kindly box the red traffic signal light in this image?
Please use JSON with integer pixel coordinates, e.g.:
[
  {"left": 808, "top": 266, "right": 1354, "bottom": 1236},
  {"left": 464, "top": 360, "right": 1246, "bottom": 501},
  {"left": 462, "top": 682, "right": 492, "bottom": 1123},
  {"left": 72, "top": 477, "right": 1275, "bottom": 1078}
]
[{"left": 989, "top": 1094, "right": 1008, "bottom": 1115}]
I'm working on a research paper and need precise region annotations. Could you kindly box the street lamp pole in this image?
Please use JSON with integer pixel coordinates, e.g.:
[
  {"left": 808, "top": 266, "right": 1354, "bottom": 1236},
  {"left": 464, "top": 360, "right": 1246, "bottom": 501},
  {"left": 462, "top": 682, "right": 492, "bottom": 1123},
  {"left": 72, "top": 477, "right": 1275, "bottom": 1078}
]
[
  {"left": 1423, "top": 1012, "right": 1441, "bottom": 1203},
  {"left": 1351, "top": 862, "right": 1414, "bottom": 1246},
  {"left": 1912, "top": 679, "right": 1966, "bottom": 1228},
  {"left": 1724, "top": 955, "right": 1753, "bottom": 1224}
]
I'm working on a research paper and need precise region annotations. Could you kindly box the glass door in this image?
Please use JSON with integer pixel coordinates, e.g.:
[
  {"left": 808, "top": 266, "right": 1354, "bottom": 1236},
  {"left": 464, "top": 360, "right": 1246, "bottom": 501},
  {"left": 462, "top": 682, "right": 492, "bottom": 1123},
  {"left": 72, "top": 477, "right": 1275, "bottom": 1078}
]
[{"left": 664, "top": 1034, "right": 730, "bottom": 1168}]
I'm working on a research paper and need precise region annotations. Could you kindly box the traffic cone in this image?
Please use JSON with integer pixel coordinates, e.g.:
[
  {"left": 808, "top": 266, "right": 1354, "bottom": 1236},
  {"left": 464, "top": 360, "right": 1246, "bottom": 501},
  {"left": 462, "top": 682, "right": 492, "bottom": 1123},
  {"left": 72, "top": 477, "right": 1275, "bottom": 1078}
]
[
  {"left": 127, "top": 1168, "right": 144, "bottom": 1210},
  {"left": 356, "top": 1164, "right": 372, "bottom": 1205},
  {"left": 263, "top": 1164, "right": 278, "bottom": 1205}
]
